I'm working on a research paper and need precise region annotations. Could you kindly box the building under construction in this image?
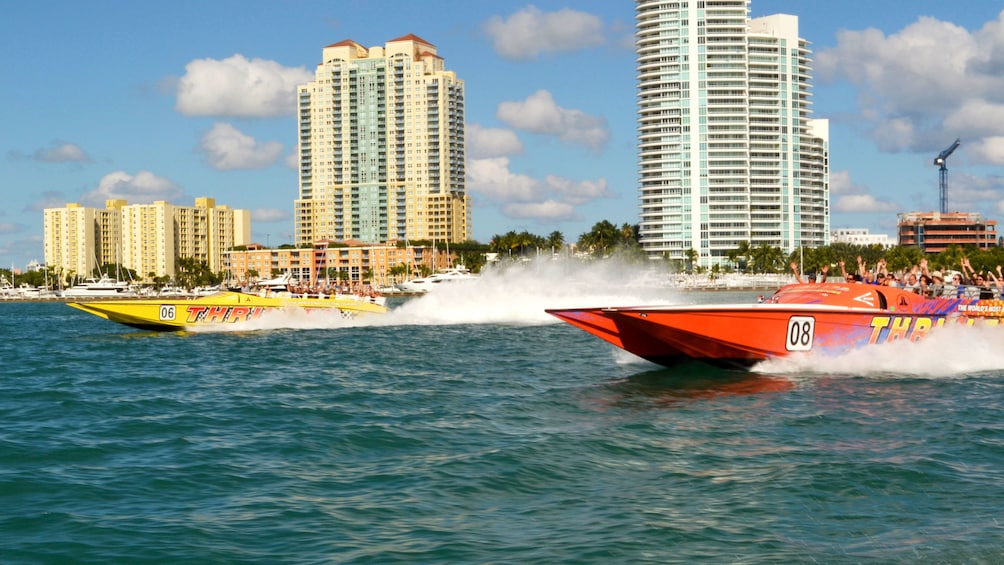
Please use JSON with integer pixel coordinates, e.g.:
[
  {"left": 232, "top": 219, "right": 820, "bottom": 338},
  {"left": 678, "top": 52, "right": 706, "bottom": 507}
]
[{"left": 897, "top": 212, "right": 998, "bottom": 253}]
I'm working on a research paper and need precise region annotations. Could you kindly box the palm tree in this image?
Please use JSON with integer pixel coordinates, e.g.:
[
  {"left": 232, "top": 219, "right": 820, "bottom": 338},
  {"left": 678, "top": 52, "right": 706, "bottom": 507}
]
[
  {"left": 546, "top": 230, "right": 565, "bottom": 255},
  {"left": 684, "top": 247, "right": 698, "bottom": 273},
  {"left": 750, "top": 243, "right": 785, "bottom": 273},
  {"left": 726, "top": 248, "right": 741, "bottom": 272},
  {"left": 578, "top": 220, "right": 620, "bottom": 258},
  {"left": 736, "top": 241, "right": 752, "bottom": 272}
]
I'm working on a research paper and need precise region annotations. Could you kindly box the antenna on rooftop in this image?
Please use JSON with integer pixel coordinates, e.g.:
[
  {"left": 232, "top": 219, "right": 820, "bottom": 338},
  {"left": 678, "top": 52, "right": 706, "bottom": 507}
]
[{"left": 933, "top": 138, "right": 960, "bottom": 214}]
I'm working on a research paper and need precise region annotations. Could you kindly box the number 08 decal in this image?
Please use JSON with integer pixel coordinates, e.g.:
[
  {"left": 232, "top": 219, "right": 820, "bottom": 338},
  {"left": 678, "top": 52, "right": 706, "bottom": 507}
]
[{"left": 785, "top": 316, "right": 815, "bottom": 351}]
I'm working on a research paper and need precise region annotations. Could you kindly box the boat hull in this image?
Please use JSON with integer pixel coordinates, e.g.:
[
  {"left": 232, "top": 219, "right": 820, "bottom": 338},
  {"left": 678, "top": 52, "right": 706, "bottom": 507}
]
[
  {"left": 547, "top": 283, "right": 1000, "bottom": 369},
  {"left": 68, "top": 291, "right": 387, "bottom": 331}
]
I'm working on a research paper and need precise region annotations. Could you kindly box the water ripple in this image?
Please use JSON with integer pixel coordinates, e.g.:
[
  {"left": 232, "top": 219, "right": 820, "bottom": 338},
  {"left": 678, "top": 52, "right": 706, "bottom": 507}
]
[{"left": 1, "top": 303, "right": 1003, "bottom": 563}]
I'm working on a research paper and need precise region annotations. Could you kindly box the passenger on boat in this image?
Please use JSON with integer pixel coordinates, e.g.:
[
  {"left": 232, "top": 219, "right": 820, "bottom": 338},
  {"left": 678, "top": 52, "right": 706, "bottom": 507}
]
[
  {"left": 986, "top": 268, "right": 1003, "bottom": 299},
  {"left": 947, "top": 272, "right": 965, "bottom": 298},
  {"left": 929, "top": 271, "right": 945, "bottom": 298},
  {"left": 855, "top": 256, "right": 881, "bottom": 285},
  {"left": 960, "top": 257, "right": 977, "bottom": 283},
  {"left": 919, "top": 274, "right": 935, "bottom": 297},
  {"left": 872, "top": 258, "right": 890, "bottom": 285},
  {"left": 790, "top": 262, "right": 811, "bottom": 284},
  {"left": 839, "top": 260, "right": 855, "bottom": 282},
  {"left": 973, "top": 273, "right": 995, "bottom": 299},
  {"left": 902, "top": 272, "right": 921, "bottom": 294},
  {"left": 886, "top": 268, "right": 903, "bottom": 288}
]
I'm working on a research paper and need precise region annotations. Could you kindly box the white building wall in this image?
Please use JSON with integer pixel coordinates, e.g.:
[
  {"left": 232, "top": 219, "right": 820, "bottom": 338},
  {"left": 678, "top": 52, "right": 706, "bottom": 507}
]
[{"left": 636, "top": 0, "right": 828, "bottom": 267}]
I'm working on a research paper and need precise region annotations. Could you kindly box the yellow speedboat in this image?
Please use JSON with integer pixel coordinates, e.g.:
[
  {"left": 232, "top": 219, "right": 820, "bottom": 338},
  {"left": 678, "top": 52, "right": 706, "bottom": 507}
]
[{"left": 67, "top": 291, "right": 388, "bottom": 331}]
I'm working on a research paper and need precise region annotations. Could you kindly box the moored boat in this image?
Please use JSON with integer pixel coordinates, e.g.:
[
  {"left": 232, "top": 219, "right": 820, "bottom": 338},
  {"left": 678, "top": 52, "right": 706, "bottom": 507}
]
[
  {"left": 546, "top": 282, "right": 1004, "bottom": 370},
  {"left": 395, "top": 266, "right": 477, "bottom": 293},
  {"left": 67, "top": 290, "right": 388, "bottom": 331},
  {"left": 62, "top": 275, "right": 137, "bottom": 298}
]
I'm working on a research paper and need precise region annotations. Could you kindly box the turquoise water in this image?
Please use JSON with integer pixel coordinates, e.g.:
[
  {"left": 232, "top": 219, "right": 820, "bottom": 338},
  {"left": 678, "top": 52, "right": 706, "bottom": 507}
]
[{"left": 3, "top": 283, "right": 1004, "bottom": 563}]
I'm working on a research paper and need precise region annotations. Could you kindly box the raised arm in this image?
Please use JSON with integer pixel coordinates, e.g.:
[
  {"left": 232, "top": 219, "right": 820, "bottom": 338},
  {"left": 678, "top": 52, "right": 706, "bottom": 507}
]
[
  {"left": 790, "top": 261, "right": 805, "bottom": 284},
  {"left": 983, "top": 266, "right": 999, "bottom": 289}
]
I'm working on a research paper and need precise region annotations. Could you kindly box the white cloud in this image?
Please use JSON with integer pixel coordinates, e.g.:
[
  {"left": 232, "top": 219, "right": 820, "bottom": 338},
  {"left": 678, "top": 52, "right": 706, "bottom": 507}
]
[
  {"left": 483, "top": 6, "right": 605, "bottom": 61},
  {"left": 497, "top": 90, "right": 609, "bottom": 151},
  {"left": 816, "top": 10, "right": 1004, "bottom": 162},
  {"left": 467, "top": 156, "right": 610, "bottom": 223},
  {"left": 829, "top": 169, "right": 899, "bottom": 213},
  {"left": 829, "top": 170, "right": 857, "bottom": 195},
  {"left": 252, "top": 208, "right": 291, "bottom": 222},
  {"left": 82, "top": 171, "right": 185, "bottom": 206},
  {"left": 543, "top": 175, "right": 610, "bottom": 205},
  {"left": 834, "top": 194, "right": 900, "bottom": 213},
  {"left": 7, "top": 142, "right": 91, "bottom": 164},
  {"left": 36, "top": 142, "right": 91, "bottom": 163},
  {"left": 504, "top": 200, "right": 576, "bottom": 220},
  {"left": 466, "top": 123, "right": 524, "bottom": 158},
  {"left": 467, "top": 157, "right": 539, "bottom": 201},
  {"left": 284, "top": 151, "right": 299, "bottom": 170},
  {"left": 175, "top": 54, "right": 313, "bottom": 118},
  {"left": 198, "top": 122, "right": 284, "bottom": 170},
  {"left": 951, "top": 172, "right": 1004, "bottom": 214},
  {"left": 966, "top": 136, "right": 1004, "bottom": 164},
  {"left": 944, "top": 101, "right": 1004, "bottom": 137}
]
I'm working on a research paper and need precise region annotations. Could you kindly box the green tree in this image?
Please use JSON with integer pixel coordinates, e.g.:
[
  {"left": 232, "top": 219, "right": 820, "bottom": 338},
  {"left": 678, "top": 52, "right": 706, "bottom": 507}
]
[
  {"left": 577, "top": 220, "right": 621, "bottom": 258},
  {"left": 684, "top": 248, "right": 698, "bottom": 273},
  {"left": 750, "top": 244, "right": 785, "bottom": 273},
  {"left": 546, "top": 230, "right": 565, "bottom": 254}
]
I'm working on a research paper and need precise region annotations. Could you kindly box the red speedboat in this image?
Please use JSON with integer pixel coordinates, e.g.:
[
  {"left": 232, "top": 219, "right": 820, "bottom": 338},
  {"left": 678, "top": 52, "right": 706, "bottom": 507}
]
[{"left": 546, "top": 282, "right": 1003, "bottom": 369}]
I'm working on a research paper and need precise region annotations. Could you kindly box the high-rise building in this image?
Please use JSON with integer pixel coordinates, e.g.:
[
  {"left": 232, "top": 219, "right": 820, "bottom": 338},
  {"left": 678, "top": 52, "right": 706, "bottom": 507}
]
[
  {"left": 44, "top": 198, "right": 250, "bottom": 282},
  {"left": 636, "top": 1, "right": 829, "bottom": 268},
  {"left": 295, "top": 34, "right": 470, "bottom": 247},
  {"left": 43, "top": 201, "right": 123, "bottom": 280}
]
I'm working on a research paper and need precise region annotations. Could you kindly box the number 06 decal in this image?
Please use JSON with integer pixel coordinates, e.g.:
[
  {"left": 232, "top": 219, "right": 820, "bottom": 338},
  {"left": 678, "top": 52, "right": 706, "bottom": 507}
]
[
  {"left": 159, "top": 305, "right": 176, "bottom": 321},
  {"left": 785, "top": 316, "right": 815, "bottom": 351}
]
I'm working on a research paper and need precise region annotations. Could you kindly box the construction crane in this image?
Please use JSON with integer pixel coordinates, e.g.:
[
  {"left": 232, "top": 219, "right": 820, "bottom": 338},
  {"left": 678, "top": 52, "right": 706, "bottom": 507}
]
[{"left": 933, "top": 138, "right": 961, "bottom": 213}]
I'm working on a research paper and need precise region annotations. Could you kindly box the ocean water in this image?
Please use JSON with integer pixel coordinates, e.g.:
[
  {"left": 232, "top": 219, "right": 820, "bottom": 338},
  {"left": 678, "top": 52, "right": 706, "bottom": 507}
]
[{"left": 3, "top": 262, "right": 1004, "bottom": 564}]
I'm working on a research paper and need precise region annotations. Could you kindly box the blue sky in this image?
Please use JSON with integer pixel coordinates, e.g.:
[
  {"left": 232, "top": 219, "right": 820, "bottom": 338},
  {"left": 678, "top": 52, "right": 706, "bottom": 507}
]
[{"left": 3, "top": 1, "right": 1004, "bottom": 270}]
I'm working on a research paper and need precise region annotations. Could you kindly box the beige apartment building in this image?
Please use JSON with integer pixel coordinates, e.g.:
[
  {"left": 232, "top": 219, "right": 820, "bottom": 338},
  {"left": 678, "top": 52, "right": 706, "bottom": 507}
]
[
  {"left": 294, "top": 34, "right": 471, "bottom": 247},
  {"left": 224, "top": 241, "right": 452, "bottom": 288},
  {"left": 44, "top": 197, "right": 250, "bottom": 282}
]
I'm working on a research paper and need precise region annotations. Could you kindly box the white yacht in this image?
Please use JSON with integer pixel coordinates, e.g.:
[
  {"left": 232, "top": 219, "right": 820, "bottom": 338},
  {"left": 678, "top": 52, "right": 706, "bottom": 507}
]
[
  {"left": 62, "top": 275, "right": 138, "bottom": 298},
  {"left": 395, "top": 266, "right": 478, "bottom": 293}
]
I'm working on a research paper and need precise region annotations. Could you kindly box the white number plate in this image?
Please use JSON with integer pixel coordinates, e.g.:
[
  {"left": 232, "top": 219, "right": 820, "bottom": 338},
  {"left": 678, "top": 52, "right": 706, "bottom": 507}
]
[
  {"left": 159, "top": 305, "right": 176, "bottom": 321},
  {"left": 786, "top": 316, "right": 815, "bottom": 351}
]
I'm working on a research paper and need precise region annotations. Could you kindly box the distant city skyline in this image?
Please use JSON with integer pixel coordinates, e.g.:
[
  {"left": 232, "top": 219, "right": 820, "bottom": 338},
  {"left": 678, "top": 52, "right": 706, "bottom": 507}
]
[{"left": 3, "top": 1, "right": 1004, "bottom": 268}]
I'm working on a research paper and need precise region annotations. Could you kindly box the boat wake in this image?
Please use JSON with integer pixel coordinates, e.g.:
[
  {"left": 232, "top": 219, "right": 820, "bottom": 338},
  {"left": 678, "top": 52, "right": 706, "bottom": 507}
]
[
  {"left": 755, "top": 323, "right": 1004, "bottom": 378},
  {"left": 188, "top": 259, "right": 687, "bottom": 332},
  {"left": 382, "top": 260, "right": 686, "bottom": 326}
]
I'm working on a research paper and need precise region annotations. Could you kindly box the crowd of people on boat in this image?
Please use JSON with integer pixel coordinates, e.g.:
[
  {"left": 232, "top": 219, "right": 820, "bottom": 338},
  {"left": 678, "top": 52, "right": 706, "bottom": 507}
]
[
  {"left": 790, "top": 257, "right": 1004, "bottom": 300},
  {"left": 284, "top": 281, "right": 381, "bottom": 299},
  {"left": 236, "top": 279, "right": 382, "bottom": 300}
]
